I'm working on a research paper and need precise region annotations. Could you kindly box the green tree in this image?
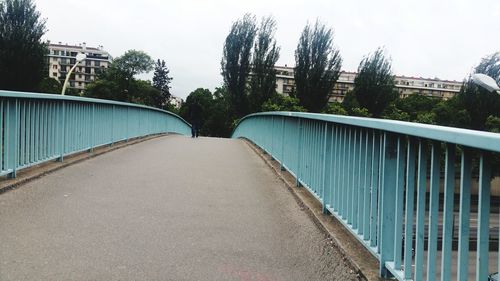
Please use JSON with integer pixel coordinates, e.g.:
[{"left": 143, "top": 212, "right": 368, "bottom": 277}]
[
  {"left": 353, "top": 47, "right": 397, "bottom": 117},
  {"left": 205, "top": 87, "right": 234, "bottom": 137},
  {"left": 84, "top": 50, "right": 163, "bottom": 108},
  {"left": 294, "top": 20, "right": 342, "bottom": 112},
  {"left": 0, "top": 0, "right": 47, "bottom": 91},
  {"left": 152, "top": 59, "right": 173, "bottom": 107},
  {"left": 261, "top": 93, "right": 306, "bottom": 112},
  {"left": 322, "top": 102, "right": 348, "bottom": 115},
  {"left": 248, "top": 16, "right": 280, "bottom": 113},
  {"left": 221, "top": 14, "right": 257, "bottom": 118},
  {"left": 179, "top": 88, "right": 214, "bottom": 136},
  {"left": 37, "top": 77, "right": 62, "bottom": 94},
  {"left": 432, "top": 97, "right": 471, "bottom": 128},
  {"left": 113, "top": 50, "right": 154, "bottom": 80},
  {"left": 390, "top": 94, "right": 439, "bottom": 123},
  {"left": 457, "top": 52, "right": 500, "bottom": 130}
]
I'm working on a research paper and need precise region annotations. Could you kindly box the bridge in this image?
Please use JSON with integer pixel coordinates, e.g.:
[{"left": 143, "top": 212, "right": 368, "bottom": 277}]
[{"left": 0, "top": 91, "right": 499, "bottom": 281}]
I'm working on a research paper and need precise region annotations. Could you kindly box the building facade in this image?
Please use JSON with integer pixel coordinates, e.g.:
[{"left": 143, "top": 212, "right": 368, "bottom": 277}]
[
  {"left": 274, "top": 65, "right": 463, "bottom": 102},
  {"left": 47, "top": 42, "right": 112, "bottom": 93}
]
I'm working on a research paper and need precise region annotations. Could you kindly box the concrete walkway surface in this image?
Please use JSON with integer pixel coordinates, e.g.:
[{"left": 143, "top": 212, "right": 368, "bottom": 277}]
[{"left": 0, "top": 135, "right": 359, "bottom": 281}]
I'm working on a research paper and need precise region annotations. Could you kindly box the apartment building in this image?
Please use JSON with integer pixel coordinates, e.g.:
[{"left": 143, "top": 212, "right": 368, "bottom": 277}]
[
  {"left": 47, "top": 42, "right": 112, "bottom": 93},
  {"left": 275, "top": 65, "right": 463, "bottom": 102}
]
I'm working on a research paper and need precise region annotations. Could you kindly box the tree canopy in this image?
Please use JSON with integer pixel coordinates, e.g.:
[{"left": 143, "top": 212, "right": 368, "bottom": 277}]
[
  {"left": 152, "top": 59, "right": 173, "bottom": 107},
  {"left": 0, "top": 0, "right": 47, "bottom": 91},
  {"left": 294, "top": 20, "right": 342, "bottom": 112},
  {"left": 221, "top": 14, "right": 257, "bottom": 118},
  {"left": 353, "top": 47, "right": 397, "bottom": 117},
  {"left": 248, "top": 16, "right": 280, "bottom": 113}
]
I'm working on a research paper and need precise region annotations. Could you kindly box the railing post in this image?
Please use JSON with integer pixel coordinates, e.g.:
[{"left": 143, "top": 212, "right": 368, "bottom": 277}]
[
  {"left": 58, "top": 100, "right": 66, "bottom": 162},
  {"left": 321, "top": 122, "right": 331, "bottom": 215},
  {"left": 379, "top": 132, "right": 397, "bottom": 278},
  {"left": 7, "top": 99, "right": 19, "bottom": 178},
  {"left": 110, "top": 105, "right": 114, "bottom": 146},
  {"left": 476, "top": 152, "right": 491, "bottom": 281},
  {"left": 296, "top": 118, "right": 303, "bottom": 187},
  {"left": 280, "top": 116, "right": 285, "bottom": 171},
  {"left": 90, "top": 104, "right": 95, "bottom": 153}
]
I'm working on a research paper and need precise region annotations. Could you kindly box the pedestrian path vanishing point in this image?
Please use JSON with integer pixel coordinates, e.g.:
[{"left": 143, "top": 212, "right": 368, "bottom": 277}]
[{"left": 0, "top": 135, "right": 359, "bottom": 281}]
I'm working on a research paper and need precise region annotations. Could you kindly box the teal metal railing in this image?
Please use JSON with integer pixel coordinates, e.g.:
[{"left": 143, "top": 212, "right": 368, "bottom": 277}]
[
  {"left": 232, "top": 112, "right": 500, "bottom": 281},
  {"left": 0, "top": 90, "right": 190, "bottom": 178}
]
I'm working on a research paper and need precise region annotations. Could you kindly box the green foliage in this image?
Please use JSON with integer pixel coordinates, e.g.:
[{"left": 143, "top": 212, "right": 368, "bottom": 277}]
[
  {"left": 152, "top": 59, "right": 173, "bottom": 106},
  {"left": 341, "top": 91, "right": 359, "bottom": 115},
  {"left": 382, "top": 103, "right": 410, "bottom": 121},
  {"left": 322, "top": 102, "right": 348, "bottom": 115},
  {"left": 0, "top": 0, "right": 47, "bottom": 91},
  {"left": 432, "top": 97, "right": 471, "bottom": 128},
  {"left": 205, "top": 87, "right": 234, "bottom": 137},
  {"left": 457, "top": 52, "right": 500, "bottom": 130},
  {"left": 37, "top": 77, "right": 62, "bottom": 94},
  {"left": 113, "top": 49, "right": 154, "bottom": 80},
  {"left": 351, "top": 107, "right": 372, "bottom": 117},
  {"left": 261, "top": 94, "right": 306, "bottom": 112},
  {"left": 221, "top": 14, "right": 257, "bottom": 118},
  {"left": 415, "top": 112, "right": 436, "bottom": 124},
  {"left": 179, "top": 87, "right": 234, "bottom": 137},
  {"left": 394, "top": 95, "right": 439, "bottom": 121},
  {"left": 294, "top": 20, "right": 342, "bottom": 112},
  {"left": 84, "top": 50, "right": 164, "bottom": 108},
  {"left": 353, "top": 47, "right": 397, "bottom": 117},
  {"left": 486, "top": 115, "right": 500, "bottom": 133},
  {"left": 475, "top": 52, "right": 499, "bottom": 84},
  {"left": 248, "top": 16, "right": 280, "bottom": 113}
]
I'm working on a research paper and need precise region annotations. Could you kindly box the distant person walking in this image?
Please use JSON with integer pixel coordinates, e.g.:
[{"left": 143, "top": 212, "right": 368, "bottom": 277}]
[{"left": 189, "top": 100, "right": 202, "bottom": 138}]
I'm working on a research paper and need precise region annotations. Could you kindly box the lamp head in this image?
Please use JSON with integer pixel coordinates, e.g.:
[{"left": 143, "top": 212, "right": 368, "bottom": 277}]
[
  {"left": 472, "top": 73, "right": 500, "bottom": 93},
  {"left": 76, "top": 53, "right": 87, "bottom": 62}
]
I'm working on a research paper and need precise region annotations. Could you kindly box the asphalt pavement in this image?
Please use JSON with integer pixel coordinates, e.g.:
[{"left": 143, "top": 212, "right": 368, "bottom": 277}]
[{"left": 0, "top": 135, "right": 358, "bottom": 281}]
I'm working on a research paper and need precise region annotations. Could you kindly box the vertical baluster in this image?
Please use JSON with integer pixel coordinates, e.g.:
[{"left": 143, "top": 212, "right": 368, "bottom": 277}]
[
  {"left": 393, "top": 136, "right": 406, "bottom": 271},
  {"left": 351, "top": 129, "right": 359, "bottom": 228},
  {"left": 414, "top": 140, "right": 428, "bottom": 281},
  {"left": 357, "top": 130, "right": 366, "bottom": 234},
  {"left": 476, "top": 152, "right": 491, "bottom": 281},
  {"left": 370, "top": 131, "right": 380, "bottom": 247},
  {"left": 379, "top": 133, "right": 398, "bottom": 278},
  {"left": 457, "top": 148, "right": 472, "bottom": 281},
  {"left": 296, "top": 119, "right": 302, "bottom": 187},
  {"left": 363, "top": 130, "right": 372, "bottom": 241},
  {"left": 404, "top": 138, "right": 417, "bottom": 280},
  {"left": 322, "top": 123, "right": 331, "bottom": 214},
  {"left": 20, "top": 101, "right": 25, "bottom": 166},
  {"left": 330, "top": 125, "right": 337, "bottom": 212},
  {"left": 427, "top": 142, "right": 441, "bottom": 280}
]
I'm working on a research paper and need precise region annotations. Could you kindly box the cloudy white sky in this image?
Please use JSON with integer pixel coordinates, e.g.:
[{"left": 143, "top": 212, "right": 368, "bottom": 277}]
[{"left": 36, "top": 0, "right": 500, "bottom": 99}]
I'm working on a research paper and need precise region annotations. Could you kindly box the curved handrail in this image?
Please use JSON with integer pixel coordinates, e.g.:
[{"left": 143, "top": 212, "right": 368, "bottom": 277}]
[
  {"left": 234, "top": 111, "right": 500, "bottom": 153},
  {"left": 232, "top": 111, "right": 500, "bottom": 280},
  {"left": 0, "top": 90, "right": 191, "bottom": 127},
  {"left": 0, "top": 90, "right": 191, "bottom": 178}
]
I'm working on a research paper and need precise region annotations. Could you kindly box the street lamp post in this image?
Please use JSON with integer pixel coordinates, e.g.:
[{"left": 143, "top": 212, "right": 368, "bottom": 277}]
[
  {"left": 61, "top": 53, "right": 87, "bottom": 95},
  {"left": 471, "top": 73, "right": 500, "bottom": 93}
]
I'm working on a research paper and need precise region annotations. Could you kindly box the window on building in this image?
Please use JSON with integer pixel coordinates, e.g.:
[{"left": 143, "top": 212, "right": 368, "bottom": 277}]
[
  {"left": 85, "top": 61, "right": 91, "bottom": 66},
  {"left": 78, "top": 82, "right": 82, "bottom": 86},
  {"left": 52, "top": 72, "right": 57, "bottom": 77},
  {"left": 52, "top": 65, "right": 58, "bottom": 69},
  {"left": 95, "top": 61, "right": 100, "bottom": 67},
  {"left": 61, "top": 66, "right": 67, "bottom": 72},
  {"left": 69, "top": 81, "right": 75, "bottom": 87}
]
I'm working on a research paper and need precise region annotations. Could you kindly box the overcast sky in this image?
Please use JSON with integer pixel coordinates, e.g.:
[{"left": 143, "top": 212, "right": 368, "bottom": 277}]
[{"left": 36, "top": 0, "right": 500, "bottom": 99}]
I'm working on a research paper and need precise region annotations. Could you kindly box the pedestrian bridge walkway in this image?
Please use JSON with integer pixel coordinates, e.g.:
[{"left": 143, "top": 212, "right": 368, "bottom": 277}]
[
  {"left": 1, "top": 91, "right": 500, "bottom": 281},
  {"left": 0, "top": 136, "right": 358, "bottom": 281}
]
